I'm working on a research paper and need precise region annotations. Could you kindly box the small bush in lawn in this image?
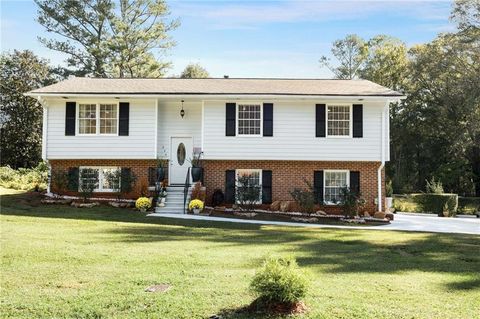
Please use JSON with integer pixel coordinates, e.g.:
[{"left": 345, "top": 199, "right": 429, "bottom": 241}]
[
  {"left": 413, "top": 193, "right": 458, "bottom": 217},
  {"left": 250, "top": 256, "right": 308, "bottom": 307}
]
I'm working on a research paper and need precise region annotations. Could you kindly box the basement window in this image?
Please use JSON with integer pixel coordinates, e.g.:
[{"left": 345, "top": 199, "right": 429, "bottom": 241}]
[{"left": 79, "top": 167, "right": 120, "bottom": 192}]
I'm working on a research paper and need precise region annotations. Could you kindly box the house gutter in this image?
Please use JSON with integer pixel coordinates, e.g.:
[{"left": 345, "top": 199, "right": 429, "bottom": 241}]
[{"left": 24, "top": 93, "right": 407, "bottom": 101}]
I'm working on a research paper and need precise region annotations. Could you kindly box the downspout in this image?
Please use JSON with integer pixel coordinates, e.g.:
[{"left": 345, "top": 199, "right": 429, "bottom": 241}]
[
  {"left": 377, "top": 101, "right": 388, "bottom": 212},
  {"left": 38, "top": 96, "right": 51, "bottom": 194}
]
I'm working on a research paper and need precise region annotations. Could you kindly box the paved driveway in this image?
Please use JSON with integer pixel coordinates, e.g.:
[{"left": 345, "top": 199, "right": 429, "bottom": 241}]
[
  {"left": 150, "top": 212, "right": 480, "bottom": 235},
  {"left": 382, "top": 213, "right": 479, "bottom": 235}
]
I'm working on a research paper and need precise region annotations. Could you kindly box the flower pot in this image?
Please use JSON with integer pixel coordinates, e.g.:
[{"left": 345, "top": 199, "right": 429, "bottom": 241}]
[
  {"left": 156, "top": 167, "right": 166, "bottom": 182},
  {"left": 385, "top": 197, "right": 393, "bottom": 209},
  {"left": 193, "top": 208, "right": 200, "bottom": 214},
  {"left": 160, "top": 197, "right": 166, "bottom": 204},
  {"left": 140, "top": 208, "right": 147, "bottom": 213},
  {"left": 191, "top": 167, "right": 203, "bottom": 183}
]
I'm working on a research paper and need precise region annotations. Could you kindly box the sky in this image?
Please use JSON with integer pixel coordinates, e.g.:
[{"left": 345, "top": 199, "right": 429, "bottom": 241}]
[{"left": 0, "top": 0, "right": 455, "bottom": 78}]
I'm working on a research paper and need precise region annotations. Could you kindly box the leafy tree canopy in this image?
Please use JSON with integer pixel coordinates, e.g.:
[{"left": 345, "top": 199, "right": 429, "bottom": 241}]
[{"left": 180, "top": 63, "right": 210, "bottom": 78}]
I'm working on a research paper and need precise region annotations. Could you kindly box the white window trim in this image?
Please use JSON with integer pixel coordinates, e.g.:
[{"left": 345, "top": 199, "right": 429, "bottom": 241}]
[
  {"left": 79, "top": 166, "right": 120, "bottom": 192},
  {"left": 323, "top": 169, "right": 350, "bottom": 205},
  {"left": 326, "top": 103, "right": 353, "bottom": 138},
  {"left": 235, "top": 169, "right": 262, "bottom": 204},
  {"left": 236, "top": 102, "right": 263, "bottom": 137},
  {"left": 76, "top": 102, "right": 119, "bottom": 136}
]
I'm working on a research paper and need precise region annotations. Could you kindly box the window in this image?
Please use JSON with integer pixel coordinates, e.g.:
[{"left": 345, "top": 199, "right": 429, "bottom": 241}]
[
  {"left": 236, "top": 169, "right": 262, "bottom": 203},
  {"left": 327, "top": 105, "right": 351, "bottom": 137},
  {"left": 78, "top": 103, "right": 118, "bottom": 135},
  {"left": 79, "top": 167, "right": 120, "bottom": 192},
  {"left": 324, "top": 170, "right": 349, "bottom": 204},
  {"left": 238, "top": 104, "right": 261, "bottom": 135}
]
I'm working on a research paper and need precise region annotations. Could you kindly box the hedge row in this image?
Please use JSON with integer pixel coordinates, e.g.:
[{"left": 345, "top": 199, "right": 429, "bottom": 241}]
[{"left": 411, "top": 193, "right": 458, "bottom": 217}]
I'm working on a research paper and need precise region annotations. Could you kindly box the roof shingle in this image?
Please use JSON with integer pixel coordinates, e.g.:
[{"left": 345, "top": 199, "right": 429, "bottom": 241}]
[{"left": 28, "top": 77, "right": 403, "bottom": 97}]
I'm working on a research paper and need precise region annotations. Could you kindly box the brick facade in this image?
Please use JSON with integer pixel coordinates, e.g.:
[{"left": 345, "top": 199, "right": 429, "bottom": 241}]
[
  {"left": 49, "top": 159, "right": 385, "bottom": 213},
  {"left": 202, "top": 160, "right": 385, "bottom": 213}
]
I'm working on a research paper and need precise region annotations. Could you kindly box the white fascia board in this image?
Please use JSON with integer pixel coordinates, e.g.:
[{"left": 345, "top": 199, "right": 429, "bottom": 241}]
[{"left": 24, "top": 93, "right": 406, "bottom": 102}]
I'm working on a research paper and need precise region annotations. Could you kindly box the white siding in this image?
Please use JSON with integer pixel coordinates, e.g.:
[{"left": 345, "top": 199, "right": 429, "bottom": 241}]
[
  {"left": 156, "top": 100, "right": 202, "bottom": 158},
  {"left": 45, "top": 98, "right": 156, "bottom": 159},
  {"left": 202, "top": 100, "right": 386, "bottom": 161}
]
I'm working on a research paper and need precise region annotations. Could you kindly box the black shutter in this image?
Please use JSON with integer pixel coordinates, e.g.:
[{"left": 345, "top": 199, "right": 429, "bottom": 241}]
[
  {"left": 314, "top": 170, "right": 324, "bottom": 204},
  {"left": 226, "top": 103, "right": 236, "bottom": 136},
  {"left": 67, "top": 167, "right": 79, "bottom": 191},
  {"left": 315, "top": 104, "right": 326, "bottom": 137},
  {"left": 148, "top": 167, "right": 157, "bottom": 186},
  {"left": 350, "top": 171, "right": 360, "bottom": 195},
  {"left": 65, "top": 102, "right": 76, "bottom": 136},
  {"left": 262, "top": 170, "right": 272, "bottom": 204},
  {"left": 225, "top": 170, "right": 236, "bottom": 204},
  {"left": 119, "top": 102, "right": 130, "bottom": 136},
  {"left": 263, "top": 103, "right": 273, "bottom": 136},
  {"left": 353, "top": 104, "right": 363, "bottom": 138}
]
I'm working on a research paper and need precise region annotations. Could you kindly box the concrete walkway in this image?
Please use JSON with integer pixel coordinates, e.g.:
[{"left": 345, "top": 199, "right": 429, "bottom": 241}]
[{"left": 148, "top": 212, "right": 480, "bottom": 235}]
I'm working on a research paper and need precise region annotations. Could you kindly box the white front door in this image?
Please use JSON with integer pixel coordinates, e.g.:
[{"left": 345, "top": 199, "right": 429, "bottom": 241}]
[{"left": 170, "top": 137, "right": 193, "bottom": 184}]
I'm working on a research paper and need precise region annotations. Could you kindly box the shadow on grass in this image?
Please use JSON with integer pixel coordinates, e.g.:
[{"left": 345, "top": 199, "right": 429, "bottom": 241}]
[{"left": 2, "top": 190, "right": 480, "bottom": 292}]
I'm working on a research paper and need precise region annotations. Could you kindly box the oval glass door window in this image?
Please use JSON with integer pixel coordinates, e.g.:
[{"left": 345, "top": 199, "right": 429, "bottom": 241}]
[{"left": 177, "top": 143, "right": 186, "bottom": 165}]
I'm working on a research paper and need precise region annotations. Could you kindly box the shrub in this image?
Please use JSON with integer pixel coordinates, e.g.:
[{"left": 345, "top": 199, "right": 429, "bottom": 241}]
[
  {"left": 78, "top": 168, "right": 98, "bottom": 202},
  {"left": 188, "top": 199, "right": 204, "bottom": 211},
  {"left": 458, "top": 197, "right": 480, "bottom": 215},
  {"left": 413, "top": 193, "right": 458, "bottom": 217},
  {"left": 340, "top": 187, "right": 365, "bottom": 218},
  {"left": 250, "top": 256, "right": 308, "bottom": 306},
  {"left": 211, "top": 189, "right": 225, "bottom": 207},
  {"left": 290, "top": 179, "right": 316, "bottom": 214},
  {"left": 0, "top": 162, "right": 48, "bottom": 191},
  {"left": 236, "top": 175, "right": 261, "bottom": 211},
  {"left": 386, "top": 180, "right": 393, "bottom": 197},
  {"left": 51, "top": 169, "right": 68, "bottom": 195},
  {"left": 425, "top": 177, "right": 444, "bottom": 194},
  {"left": 190, "top": 182, "right": 206, "bottom": 201},
  {"left": 135, "top": 197, "right": 151, "bottom": 211}
]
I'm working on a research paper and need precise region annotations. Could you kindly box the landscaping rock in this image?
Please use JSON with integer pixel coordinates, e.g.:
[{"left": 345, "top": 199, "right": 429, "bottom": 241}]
[
  {"left": 270, "top": 201, "right": 281, "bottom": 211},
  {"left": 292, "top": 217, "right": 318, "bottom": 223},
  {"left": 41, "top": 198, "right": 73, "bottom": 205},
  {"left": 313, "top": 210, "right": 327, "bottom": 216},
  {"left": 108, "top": 201, "right": 130, "bottom": 208},
  {"left": 374, "top": 211, "right": 387, "bottom": 219},
  {"left": 385, "top": 212, "right": 395, "bottom": 220},
  {"left": 233, "top": 212, "right": 257, "bottom": 218},
  {"left": 342, "top": 218, "right": 367, "bottom": 224},
  {"left": 71, "top": 201, "right": 100, "bottom": 208},
  {"left": 362, "top": 211, "right": 371, "bottom": 217}
]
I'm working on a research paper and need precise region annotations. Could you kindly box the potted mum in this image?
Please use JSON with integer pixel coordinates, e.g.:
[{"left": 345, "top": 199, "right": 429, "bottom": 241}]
[
  {"left": 189, "top": 152, "right": 204, "bottom": 183},
  {"left": 136, "top": 197, "right": 152, "bottom": 212},
  {"left": 189, "top": 199, "right": 204, "bottom": 214}
]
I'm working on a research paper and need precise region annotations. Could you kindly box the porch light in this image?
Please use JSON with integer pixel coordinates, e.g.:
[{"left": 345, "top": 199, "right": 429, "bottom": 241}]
[{"left": 180, "top": 100, "right": 185, "bottom": 118}]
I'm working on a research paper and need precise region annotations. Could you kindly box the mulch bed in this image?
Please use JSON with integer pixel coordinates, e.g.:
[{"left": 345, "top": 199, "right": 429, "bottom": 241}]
[
  {"left": 237, "top": 298, "right": 308, "bottom": 316},
  {"left": 205, "top": 208, "right": 389, "bottom": 226}
]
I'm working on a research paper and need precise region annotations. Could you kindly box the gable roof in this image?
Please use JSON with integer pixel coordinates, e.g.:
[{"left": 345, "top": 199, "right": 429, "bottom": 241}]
[{"left": 27, "top": 77, "right": 403, "bottom": 97}]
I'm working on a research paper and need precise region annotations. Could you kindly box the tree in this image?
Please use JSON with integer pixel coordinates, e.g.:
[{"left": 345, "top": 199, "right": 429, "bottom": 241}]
[
  {"left": 451, "top": 0, "right": 480, "bottom": 34},
  {"left": 0, "top": 50, "right": 55, "bottom": 168},
  {"left": 319, "top": 34, "right": 368, "bottom": 79},
  {"left": 108, "top": 0, "right": 179, "bottom": 77},
  {"left": 35, "top": 0, "right": 178, "bottom": 77},
  {"left": 180, "top": 63, "right": 210, "bottom": 78}
]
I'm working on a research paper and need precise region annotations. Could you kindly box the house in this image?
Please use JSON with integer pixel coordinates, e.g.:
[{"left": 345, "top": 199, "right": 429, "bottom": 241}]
[{"left": 26, "top": 77, "right": 404, "bottom": 214}]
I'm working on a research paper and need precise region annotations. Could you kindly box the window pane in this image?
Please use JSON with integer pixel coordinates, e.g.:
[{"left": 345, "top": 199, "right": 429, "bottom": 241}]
[
  {"left": 80, "top": 168, "right": 99, "bottom": 191},
  {"left": 102, "top": 168, "right": 120, "bottom": 191},
  {"left": 238, "top": 104, "right": 261, "bottom": 135}
]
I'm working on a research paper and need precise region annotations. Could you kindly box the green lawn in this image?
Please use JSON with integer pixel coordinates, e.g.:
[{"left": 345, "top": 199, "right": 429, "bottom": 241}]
[{"left": 1, "top": 188, "right": 479, "bottom": 319}]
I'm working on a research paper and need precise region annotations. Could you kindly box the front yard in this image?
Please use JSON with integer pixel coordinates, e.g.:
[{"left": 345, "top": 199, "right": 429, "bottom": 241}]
[{"left": 1, "top": 187, "right": 479, "bottom": 319}]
